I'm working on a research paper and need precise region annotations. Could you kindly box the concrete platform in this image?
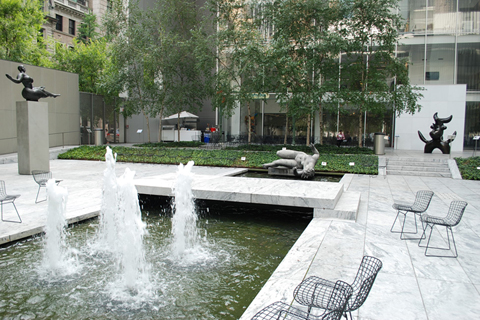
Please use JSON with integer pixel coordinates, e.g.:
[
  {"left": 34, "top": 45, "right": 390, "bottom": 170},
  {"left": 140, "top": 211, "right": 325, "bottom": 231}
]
[{"left": 135, "top": 174, "right": 360, "bottom": 220}]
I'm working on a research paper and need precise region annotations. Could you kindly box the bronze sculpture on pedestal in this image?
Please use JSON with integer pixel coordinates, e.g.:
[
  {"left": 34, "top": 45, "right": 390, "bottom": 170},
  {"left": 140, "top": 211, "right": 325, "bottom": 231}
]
[
  {"left": 5, "top": 65, "right": 60, "bottom": 101},
  {"left": 418, "top": 112, "right": 456, "bottom": 154}
]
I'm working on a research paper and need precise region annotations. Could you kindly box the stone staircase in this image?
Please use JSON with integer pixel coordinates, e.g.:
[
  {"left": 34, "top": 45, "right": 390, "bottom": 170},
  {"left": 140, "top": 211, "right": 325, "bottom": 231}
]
[{"left": 386, "top": 157, "right": 452, "bottom": 178}]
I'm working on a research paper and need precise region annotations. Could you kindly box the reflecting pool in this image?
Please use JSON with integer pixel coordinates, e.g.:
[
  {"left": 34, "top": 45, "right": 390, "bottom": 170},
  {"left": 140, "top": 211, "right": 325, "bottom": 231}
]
[{"left": 0, "top": 198, "right": 311, "bottom": 319}]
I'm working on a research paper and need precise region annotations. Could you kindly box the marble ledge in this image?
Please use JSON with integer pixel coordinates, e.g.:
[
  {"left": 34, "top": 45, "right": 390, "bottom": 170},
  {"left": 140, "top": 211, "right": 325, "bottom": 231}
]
[{"left": 134, "top": 174, "right": 345, "bottom": 210}]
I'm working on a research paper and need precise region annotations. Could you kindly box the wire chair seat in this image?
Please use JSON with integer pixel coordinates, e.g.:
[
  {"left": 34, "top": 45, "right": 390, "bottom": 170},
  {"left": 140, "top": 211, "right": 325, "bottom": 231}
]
[
  {"left": 418, "top": 200, "right": 468, "bottom": 258},
  {"left": 252, "top": 280, "right": 352, "bottom": 320},
  {"left": 293, "top": 256, "right": 382, "bottom": 320},
  {"left": 391, "top": 190, "right": 434, "bottom": 240},
  {"left": 0, "top": 180, "right": 21, "bottom": 223},
  {"left": 32, "top": 170, "right": 61, "bottom": 204}
]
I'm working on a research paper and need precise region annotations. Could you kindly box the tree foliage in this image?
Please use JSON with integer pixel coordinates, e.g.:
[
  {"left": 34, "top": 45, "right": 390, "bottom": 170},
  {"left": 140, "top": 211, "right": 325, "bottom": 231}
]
[
  {"left": 265, "top": 0, "right": 347, "bottom": 145},
  {"left": 101, "top": 0, "right": 158, "bottom": 142},
  {"left": 102, "top": 0, "right": 214, "bottom": 142},
  {"left": 0, "top": 0, "right": 51, "bottom": 66},
  {"left": 210, "top": 0, "right": 423, "bottom": 146},
  {"left": 211, "top": 0, "right": 274, "bottom": 143},
  {"left": 76, "top": 12, "right": 99, "bottom": 44},
  {"left": 53, "top": 38, "right": 109, "bottom": 94},
  {"left": 338, "top": 0, "right": 423, "bottom": 146}
]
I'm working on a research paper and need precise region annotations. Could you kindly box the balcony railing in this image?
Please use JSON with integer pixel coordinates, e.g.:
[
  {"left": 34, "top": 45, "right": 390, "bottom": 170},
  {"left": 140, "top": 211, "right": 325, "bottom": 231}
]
[{"left": 55, "top": 0, "right": 89, "bottom": 13}]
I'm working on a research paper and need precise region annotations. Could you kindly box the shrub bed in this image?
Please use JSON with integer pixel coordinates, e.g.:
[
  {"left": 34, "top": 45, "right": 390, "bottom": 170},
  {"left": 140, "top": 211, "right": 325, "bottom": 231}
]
[
  {"left": 455, "top": 157, "right": 480, "bottom": 180},
  {"left": 58, "top": 145, "right": 378, "bottom": 175}
]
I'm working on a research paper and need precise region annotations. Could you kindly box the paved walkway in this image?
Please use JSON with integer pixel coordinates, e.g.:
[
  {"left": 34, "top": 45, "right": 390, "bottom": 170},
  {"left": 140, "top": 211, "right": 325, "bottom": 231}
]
[
  {"left": 242, "top": 148, "right": 480, "bottom": 320},
  {"left": 1, "top": 146, "right": 479, "bottom": 319}
]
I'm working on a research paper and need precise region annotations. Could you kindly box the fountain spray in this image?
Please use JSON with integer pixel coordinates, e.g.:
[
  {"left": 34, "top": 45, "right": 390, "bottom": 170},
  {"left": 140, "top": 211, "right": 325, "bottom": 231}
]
[
  {"left": 42, "top": 179, "right": 69, "bottom": 274},
  {"left": 171, "top": 161, "right": 199, "bottom": 258}
]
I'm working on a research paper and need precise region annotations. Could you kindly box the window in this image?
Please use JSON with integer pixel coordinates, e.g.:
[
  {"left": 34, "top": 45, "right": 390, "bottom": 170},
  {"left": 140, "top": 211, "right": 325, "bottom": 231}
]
[
  {"left": 69, "top": 19, "right": 75, "bottom": 35},
  {"left": 56, "top": 14, "right": 63, "bottom": 31}
]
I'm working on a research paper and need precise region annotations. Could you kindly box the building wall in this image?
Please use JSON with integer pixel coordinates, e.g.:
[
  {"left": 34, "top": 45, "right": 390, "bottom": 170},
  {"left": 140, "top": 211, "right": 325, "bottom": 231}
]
[
  {"left": 395, "top": 84, "right": 466, "bottom": 152},
  {"left": 125, "top": 114, "right": 160, "bottom": 144},
  {"left": 0, "top": 60, "right": 80, "bottom": 155},
  {"left": 43, "top": 0, "right": 89, "bottom": 47}
]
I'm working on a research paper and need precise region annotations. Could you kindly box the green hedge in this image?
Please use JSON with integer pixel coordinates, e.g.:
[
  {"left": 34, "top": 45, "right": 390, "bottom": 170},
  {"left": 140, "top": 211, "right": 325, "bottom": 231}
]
[
  {"left": 455, "top": 157, "right": 480, "bottom": 180},
  {"left": 134, "top": 141, "right": 375, "bottom": 155},
  {"left": 58, "top": 145, "right": 378, "bottom": 174},
  {"left": 226, "top": 144, "right": 375, "bottom": 155},
  {"left": 134, "top": 141, "right": 205, "bottom": 148}
]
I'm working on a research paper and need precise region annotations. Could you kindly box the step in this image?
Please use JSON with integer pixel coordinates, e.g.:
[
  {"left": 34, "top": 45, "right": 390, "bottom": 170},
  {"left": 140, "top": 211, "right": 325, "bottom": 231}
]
[
  {"left": 387, "top": 165, "right": 450, "bottom": 173},
  {"left": 314, "top": 191, "right": 360, "bottom": 221},
  {"left": 386, "top": 170, "right": 452, "bottom": 178},
  {"left": 386, "top": 157, "right": 448, "bottom": 163},
  {"left": 386, "top": 160, "right": 449, "bottom": 167}
]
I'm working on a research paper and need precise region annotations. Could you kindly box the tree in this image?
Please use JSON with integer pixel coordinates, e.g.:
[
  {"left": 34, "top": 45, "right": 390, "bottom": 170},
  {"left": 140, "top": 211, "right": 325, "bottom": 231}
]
[
  {"left": 266, "top": 0, "right": 346, "bottom": 145},
  {"left": 338, "top": 0, "right": 423, "bottom": 147},
  {"left": 149, "top": 0, "right": 215, "bottom": 142},
  {"left": 102, "top": 0, "right": 214, "bottom": 143},
  {"left": 212, "top": 0, "right": 273, "bottom": 143},
  {"left": 76, "top": 12, "right": 99, "bottom": 44},
  {"left": 53, "top": 38, "right": 110, "bottom": 94},
  {"left": 0, "top": 0, "right": 51, "bottom": 66},
  {"left": 101, "top": 0, "right": 159, "bottom": 142}
]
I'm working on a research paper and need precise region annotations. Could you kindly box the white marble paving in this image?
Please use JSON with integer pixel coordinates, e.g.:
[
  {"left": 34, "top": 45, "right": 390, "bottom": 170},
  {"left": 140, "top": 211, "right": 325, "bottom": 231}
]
[{"left": 241, "top": 152, "right": 480, "bottom": 320}]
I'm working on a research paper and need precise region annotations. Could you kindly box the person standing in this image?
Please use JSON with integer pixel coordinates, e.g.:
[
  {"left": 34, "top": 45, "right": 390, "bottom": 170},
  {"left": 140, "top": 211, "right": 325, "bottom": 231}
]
[{"left": 337, "top": 130, "right": 345, "bottom": 147}]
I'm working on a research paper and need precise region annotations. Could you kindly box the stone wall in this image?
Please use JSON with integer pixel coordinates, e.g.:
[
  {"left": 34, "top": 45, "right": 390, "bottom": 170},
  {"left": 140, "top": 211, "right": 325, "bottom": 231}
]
[
  {"left": 395, "top": 84, "right": 466, "bottom": 152},
  {"left": 0, "top": 60, "right": 80, "bottom": 155}
]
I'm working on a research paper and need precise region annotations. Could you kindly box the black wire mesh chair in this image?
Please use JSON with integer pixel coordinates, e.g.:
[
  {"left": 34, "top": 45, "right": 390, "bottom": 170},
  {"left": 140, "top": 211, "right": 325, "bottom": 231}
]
[
  {"left": 0, "top": 180, "right": 21, "bottom": 223},
  {"left": 293, "top": 256, "right": 382, "bottom": 320},
  {"left": 32, "top": 170, "right": 62, "bottom": 204},
  {"left": 251, "top": 280, "right": 352, "bottom": 320},
  {"left": 390, "top": 190, "right": 434, "bottom": 240},
  {"left": 418, "top": 200, "right": 468, "bottom": 258}
]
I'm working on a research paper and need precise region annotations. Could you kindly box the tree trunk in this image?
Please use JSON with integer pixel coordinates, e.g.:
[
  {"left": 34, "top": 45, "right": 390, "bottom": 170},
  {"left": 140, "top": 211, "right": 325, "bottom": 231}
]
[
  {"left": 157, "top": 108, "right": 164, "bottom": 142},
  {"left": 358, "top": 111, "right": 363, "bottom": 147},
  {"left": 141, "top": 108, "right": 151, "bottom": 143},
  {"left": 177, "top": 113, "right": 181, "bottom": 142},
  {"left": 284, "top": 114, "right": 288, "bottom": 145},
  {"left": 247, "top": 101, "right": 252, "bottom": 144},
  {"left": 318, "top": 102, "right": 323, "bottom": 145},
  {"left": 306, "top": 113, "right": 311, "bottom": 146}
]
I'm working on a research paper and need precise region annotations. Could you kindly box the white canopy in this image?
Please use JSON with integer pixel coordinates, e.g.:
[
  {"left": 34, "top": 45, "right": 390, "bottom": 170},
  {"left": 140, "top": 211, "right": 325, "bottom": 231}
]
[{"left": 162, "top": 111, "right": 199, "bottom": 121}]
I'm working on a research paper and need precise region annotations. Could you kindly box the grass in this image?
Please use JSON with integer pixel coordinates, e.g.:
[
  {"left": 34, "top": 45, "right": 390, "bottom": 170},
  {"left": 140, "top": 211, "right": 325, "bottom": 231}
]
[
  {"left": 58, "top": 144, "right": 378, "bottom": 175},
  {"left": 455, "top": 156, "right": 480, "bottom": 180}
]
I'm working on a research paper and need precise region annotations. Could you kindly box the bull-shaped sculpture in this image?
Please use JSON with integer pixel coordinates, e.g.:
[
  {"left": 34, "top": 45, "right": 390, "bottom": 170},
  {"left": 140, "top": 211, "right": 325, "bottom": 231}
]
[{"left": 418, "top": 112, "right": 456, "bottom": 154}]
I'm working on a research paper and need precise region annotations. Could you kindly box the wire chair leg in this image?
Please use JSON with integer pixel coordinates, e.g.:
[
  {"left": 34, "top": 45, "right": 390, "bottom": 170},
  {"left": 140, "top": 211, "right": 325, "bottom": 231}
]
[
  {"left": 420, "top": 224, "right": 458, "bottom": 258},
  {"left": 1, "top": 201, "right": 22, "bottom": 223},
  {"left": 344, "top": 311, "right": 353, "bottom": 320},
  {"left": 390, "top": 211, "right": 402, "bottom": 233},
  {"left": 400, "top": 213, "right": 425, "bottom": 241},
  {"left": 35, "top": 186, "right": 46, "bottom": 204}
]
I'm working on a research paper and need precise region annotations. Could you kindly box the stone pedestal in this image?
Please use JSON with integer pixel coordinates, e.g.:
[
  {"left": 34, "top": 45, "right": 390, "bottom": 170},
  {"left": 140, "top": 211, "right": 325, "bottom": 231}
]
[
  {"left": 16, "top": 101, "right": 49, "bottom": 175},
  {"left": 268, "top": 167, "right": 295, "bottom": 177}
]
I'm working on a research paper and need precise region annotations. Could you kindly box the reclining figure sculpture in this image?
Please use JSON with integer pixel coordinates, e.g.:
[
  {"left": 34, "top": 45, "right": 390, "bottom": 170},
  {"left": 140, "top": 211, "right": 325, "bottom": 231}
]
[
  {"left": 6, "top": 65, "right": 60, "bottom": 101},
  {"left": 263, "top": 144, "right": 319, "bottom": 179},
  {"left": 418, "top": 112, "right": 456, "bottom": 154}
]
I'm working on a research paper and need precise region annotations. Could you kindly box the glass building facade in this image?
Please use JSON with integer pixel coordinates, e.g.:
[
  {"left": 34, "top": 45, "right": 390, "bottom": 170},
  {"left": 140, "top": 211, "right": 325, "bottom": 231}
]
[
  {"left": 398, "top": 0, "right": 480, "bottom": 148},
  {"left": 226, "top": 0, "right": 479, "bottom": 148}
]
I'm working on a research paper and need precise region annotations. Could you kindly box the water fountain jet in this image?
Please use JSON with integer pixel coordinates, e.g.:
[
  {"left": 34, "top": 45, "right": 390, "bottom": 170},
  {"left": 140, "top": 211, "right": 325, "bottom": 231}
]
[{"left": 40, "top": 179, "right": 77, "bottom": 277}]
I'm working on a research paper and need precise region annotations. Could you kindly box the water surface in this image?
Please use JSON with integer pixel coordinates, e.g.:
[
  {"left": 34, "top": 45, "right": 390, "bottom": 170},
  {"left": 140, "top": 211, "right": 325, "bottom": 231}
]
[{"left": 0, "top": 199, "right": 311, "bottom": 319}]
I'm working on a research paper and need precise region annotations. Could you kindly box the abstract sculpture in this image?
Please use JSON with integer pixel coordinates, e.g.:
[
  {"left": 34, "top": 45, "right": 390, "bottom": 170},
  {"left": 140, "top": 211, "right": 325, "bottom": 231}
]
[
  {"left": 418, "top": 112, "right": 456, "bottom": 154},
  {"left": 263, "top": 144, "right": 319, "bottom": 179},
  {"left": 5, "top": 65, "right": 60, "bottom": 101}
]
